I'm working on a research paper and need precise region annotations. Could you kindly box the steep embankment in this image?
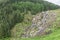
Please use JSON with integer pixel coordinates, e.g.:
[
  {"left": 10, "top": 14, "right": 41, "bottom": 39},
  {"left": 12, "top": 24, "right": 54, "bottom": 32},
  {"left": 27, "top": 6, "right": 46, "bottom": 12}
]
[
  {"left": 21, "top": 11, "right": 56, "bottom": 37},
  {"left": 9, "top": 9, "right": 60, "bottom": 40}
]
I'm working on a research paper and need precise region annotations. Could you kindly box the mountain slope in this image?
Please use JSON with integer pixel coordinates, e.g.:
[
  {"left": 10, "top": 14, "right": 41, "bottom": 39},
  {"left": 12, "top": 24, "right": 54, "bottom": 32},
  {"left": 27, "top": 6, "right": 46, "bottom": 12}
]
[
  {"left": 0, "top": 0, "right": 60, "bottom": 38},
  {"left": 1, "top": 9, "right": 60, "bottom": 40}
]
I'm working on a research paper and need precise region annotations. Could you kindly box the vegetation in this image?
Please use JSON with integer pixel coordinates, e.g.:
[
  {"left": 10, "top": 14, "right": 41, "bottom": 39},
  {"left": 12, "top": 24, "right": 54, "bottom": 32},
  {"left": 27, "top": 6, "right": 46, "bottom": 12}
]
[
  {"left": 0, "top": 9, "right": 60, "bottom": 40},
  {"left": 0, "top": 0, "right": 60, "bottom": 39}
]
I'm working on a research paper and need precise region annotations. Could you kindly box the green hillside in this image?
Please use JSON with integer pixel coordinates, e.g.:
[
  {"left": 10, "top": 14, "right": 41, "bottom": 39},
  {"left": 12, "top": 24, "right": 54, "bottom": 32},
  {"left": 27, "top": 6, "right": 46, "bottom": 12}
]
[
  {"left": 0, "top": 0, "right": 60, "bottom": 39},
  {"left": 1, "top": 9, "right": 60, "bottom": 40}
]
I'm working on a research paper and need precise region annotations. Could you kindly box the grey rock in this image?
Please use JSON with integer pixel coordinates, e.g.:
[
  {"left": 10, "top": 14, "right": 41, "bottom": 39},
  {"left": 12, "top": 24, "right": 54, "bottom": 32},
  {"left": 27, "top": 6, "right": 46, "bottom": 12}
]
[{"left": 21, "top": 11, "right": 56, "bottom": 37}]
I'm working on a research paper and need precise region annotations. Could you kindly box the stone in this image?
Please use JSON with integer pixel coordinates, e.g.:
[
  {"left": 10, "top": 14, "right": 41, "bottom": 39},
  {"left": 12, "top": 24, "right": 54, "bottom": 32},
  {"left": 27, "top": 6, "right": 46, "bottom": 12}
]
[{"left": 21, "top": 11, "right": 56, "bottom": 37}]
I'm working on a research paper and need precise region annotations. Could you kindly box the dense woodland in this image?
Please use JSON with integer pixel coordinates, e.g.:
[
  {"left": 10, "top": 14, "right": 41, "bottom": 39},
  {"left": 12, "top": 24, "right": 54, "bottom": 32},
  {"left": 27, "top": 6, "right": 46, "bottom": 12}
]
[{"left": 0, "top": 0, "right": 60, "bottom": 38}]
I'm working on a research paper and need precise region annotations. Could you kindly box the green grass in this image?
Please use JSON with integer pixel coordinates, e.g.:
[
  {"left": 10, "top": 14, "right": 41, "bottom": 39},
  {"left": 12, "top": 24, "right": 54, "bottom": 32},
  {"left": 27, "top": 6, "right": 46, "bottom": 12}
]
[{"left": 1, "top": 9, "right": 60, "bottom": 40}]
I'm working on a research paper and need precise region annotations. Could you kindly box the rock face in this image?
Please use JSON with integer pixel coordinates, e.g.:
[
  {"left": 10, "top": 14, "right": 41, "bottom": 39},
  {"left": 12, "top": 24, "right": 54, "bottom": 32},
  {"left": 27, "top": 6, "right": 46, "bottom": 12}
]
[{"left": 21, "top": 11, "right": 56, "bottom": 38}]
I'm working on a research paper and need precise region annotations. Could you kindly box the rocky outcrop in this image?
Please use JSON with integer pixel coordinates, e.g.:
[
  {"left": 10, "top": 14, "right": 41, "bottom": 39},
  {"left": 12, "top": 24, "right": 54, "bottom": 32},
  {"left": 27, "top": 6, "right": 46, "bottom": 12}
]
[{"left": 21, "top": 11, "right": 56, "bottom": 38}]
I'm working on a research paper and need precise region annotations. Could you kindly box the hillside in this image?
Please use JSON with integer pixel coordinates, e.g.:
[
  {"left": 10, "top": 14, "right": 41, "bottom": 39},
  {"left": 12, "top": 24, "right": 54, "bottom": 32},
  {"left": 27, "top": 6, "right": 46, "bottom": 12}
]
[
  {"left": 0, "top": 0, "right": 60, "bottom": 39},
  {"left": 20, "top": 9, "right": 60, "bottom": 40},
  {"left": 0, "top": 9, "right": 60, "bottom": 40}
]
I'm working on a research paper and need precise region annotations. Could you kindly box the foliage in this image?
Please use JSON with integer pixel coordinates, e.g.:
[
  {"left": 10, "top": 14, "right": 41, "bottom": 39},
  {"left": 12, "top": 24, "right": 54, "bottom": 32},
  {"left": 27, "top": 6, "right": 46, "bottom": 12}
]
[{"left": 0, "top": 0, "right": 60, "bottom": 38}]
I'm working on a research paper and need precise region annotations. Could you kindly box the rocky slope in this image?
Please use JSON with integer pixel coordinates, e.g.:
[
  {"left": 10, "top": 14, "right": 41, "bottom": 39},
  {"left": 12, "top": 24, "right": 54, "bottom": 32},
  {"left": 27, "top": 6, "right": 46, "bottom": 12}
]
[{"left": 21, "top": 11, "right": 56, "bottom": 37}]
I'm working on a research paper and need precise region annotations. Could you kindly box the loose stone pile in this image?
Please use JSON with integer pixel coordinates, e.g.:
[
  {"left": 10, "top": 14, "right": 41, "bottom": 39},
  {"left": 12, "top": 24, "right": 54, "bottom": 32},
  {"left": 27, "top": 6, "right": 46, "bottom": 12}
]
[{"left": 21, "top": 11, "right": 56, "bottom": 38}]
